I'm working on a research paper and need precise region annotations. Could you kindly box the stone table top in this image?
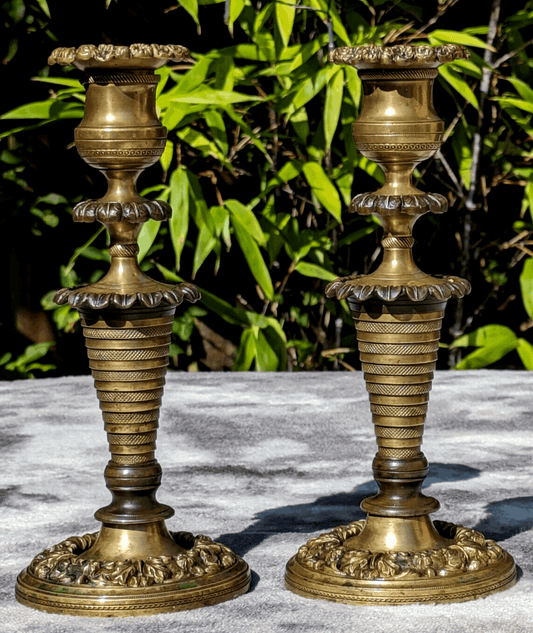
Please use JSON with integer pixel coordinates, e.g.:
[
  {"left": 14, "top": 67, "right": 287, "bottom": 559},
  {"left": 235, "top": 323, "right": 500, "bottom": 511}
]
[{"left": 1, "top": 370, "right": 532, "bottom": 632}]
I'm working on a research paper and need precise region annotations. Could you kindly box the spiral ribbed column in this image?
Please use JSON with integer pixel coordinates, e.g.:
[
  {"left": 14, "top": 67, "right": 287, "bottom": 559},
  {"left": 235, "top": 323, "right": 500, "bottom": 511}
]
[
  {"left": 80, "top": 306, "right": 175, "bottom": 530},
  {"left": 351, "top": 298, "right": 444, "bottom": 519}
]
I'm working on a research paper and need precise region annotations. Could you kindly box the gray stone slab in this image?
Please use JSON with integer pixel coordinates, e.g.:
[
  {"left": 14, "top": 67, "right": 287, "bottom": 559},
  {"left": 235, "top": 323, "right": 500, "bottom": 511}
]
[{"left": 1, "top": 370, "right": 532, "bottom": 632}]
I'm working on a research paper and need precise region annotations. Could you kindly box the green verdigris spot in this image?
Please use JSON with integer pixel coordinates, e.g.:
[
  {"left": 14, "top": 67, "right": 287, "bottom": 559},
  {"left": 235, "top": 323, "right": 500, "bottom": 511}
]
[{"left": 178, "top": 582, "right": 197, "bottom": 590}]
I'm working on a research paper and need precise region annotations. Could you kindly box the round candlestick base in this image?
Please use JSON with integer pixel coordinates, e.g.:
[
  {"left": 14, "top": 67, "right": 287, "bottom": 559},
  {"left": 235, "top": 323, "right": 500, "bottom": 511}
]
[
  {"left": 16, "top": 530, "right": 251, "bottom": 617},
  {"left": 285, "top": 520, "right": 516, "bottom": 606}
]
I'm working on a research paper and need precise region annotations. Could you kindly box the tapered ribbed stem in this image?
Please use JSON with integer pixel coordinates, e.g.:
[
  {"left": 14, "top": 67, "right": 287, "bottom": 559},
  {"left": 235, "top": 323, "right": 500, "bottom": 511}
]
[
  {"left": 349, "top": 298, "right": 446, "bottom": 518},
  {"left": 79, "top": 306, "right": 175, "bottom": 527}
]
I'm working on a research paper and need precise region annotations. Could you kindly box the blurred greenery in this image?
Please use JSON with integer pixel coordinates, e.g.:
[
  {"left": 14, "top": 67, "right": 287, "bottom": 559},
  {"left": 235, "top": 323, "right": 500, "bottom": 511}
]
[{"left": 1, "top": 0, "right": 532, "bottom": 377}]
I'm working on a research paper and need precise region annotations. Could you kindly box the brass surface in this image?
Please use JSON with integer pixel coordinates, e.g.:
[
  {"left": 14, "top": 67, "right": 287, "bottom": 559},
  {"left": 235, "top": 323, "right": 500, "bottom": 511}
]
[
  {"left": 16, "top": 45, "right": 250, "bottom": 616},
  {"left": 285, "top": 44, "right": 516, "bottom": 605}
]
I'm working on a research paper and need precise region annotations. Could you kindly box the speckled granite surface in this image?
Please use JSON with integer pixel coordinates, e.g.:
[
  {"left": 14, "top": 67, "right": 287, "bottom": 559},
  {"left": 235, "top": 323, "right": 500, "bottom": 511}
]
[{"left": 1, "top": 371, "right": 532, "bottom": 632}]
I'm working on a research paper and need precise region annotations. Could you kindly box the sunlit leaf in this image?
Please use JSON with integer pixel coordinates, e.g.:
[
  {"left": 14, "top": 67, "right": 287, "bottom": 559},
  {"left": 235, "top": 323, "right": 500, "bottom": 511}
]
[
  {"left": 36, "top": 0, "right": 51, "bottom": 18},
  {"left": 178, "top": 0, "right": 200, "bottom": 24},
  {"left": 170, "top": 87, "right": 262, "bottom": 105},
  {"left": 192, "top": 223, "right": 217, "bottom": 276},
  {"left": 253, "top": 2, "right": 274, "bottom": 35},
  {"left": 302, "top": 162, "right": 342, "bottom": 222},
  {"left": 520, "top": 258, "right": 533, "bottom": 320},
  {"left": 204, "top": 110, "right": 228, "bottom": 155},
  {"left": 430, "top": 29, "right": 495, "bottom": 50},
  {"left": 439, "top": 66, "right": 479, "bottom": 110},
  {"left": 227, "top": 0, "right": 246, "bottom": 30},
  {"left": 176, "top": 127, "right": 225, "bottom": 161},
  {"left": 454, "top": 341, "right": 518, "bottom": 369},
  {"left": 254, "top": 327, "right": 279, "bottom": 370},
  {"left": 0, "top": 100, "right": 82, "bottom": 120},
  {"left": 275, "top": 0, "right": 296, "bottom": 48},
  {"left": 344, "top": 66, "right": 362, "bottom": 110},
  {"left": 169, "top": 168, "right": 189, "bottom": 270},
  {"left": 229, "top": 212, "right": 274, "bottom": 300},
  {"left": 294, "top": 261, "right": 337, "bottom": 281},
  {"left": 451, "top": 324, "right": 517, "bottom": 348},
  {"left": 160, "top": 140, "right": 174, "bottom": 175},
  {"left": 31, "top": 76, "right": 82, "bottom": 89},
  {"left": 307, "top": 0, "right": 351, "bottom": 46},
  {"left": 226, "top": 199, "right": 265, "bottom": 245},
  {"left": 517, "top": 338, "right": 533, "bottom": 370},
  {"left": 233, "top": 328, "right": 256, "bottom": 371},
  {"left": 493, "top": 97, "right": 533, "bottom": 114},
  {"left": 324, "top": 67, "right": 343, "bottom": 150},
  {"left": 137, "top": 219, "right": 161, "bottom": 263},
  {"left": 285, "top": 66, "right": 337, "bottom": 119},
  {"left": 506, "top": 77, "right": 533, "bottom": 104}
]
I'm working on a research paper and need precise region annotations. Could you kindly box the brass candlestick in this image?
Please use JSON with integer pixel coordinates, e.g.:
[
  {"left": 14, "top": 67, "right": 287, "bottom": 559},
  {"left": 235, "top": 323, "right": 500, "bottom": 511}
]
[
  {"left": 285, "top": 45, "right": 516, "bottom": 605},
  {"left": 16, "top": 44, "right": 250, "bottom": 617}
]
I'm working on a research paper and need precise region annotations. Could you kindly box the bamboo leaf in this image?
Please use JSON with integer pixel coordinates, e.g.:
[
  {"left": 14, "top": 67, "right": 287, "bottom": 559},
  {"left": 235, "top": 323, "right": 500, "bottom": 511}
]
[
  {"left": 324, "top": 67, "right": 343, "bottom": 150},
  {"left": 275, "top": 0, "right": 296, "bottom": 48},
  {"left": 254, "top": 328, "right": 279, "bottom": 370},
  {"left": 233, "top": 328, "right": 257, "bottom": 371},
  {"left": 169, "top": 168, "right": 189, "bottom": 270},
  {"left": 229, "top": 211, "right": 274, "bottom": 300},
  {"left": 254, "top": 2, "right": 274, "bottom": 34},
  {"left": 31, "top": 76, "right": 82, "bottom": 89},
  {"left": 285, "top": 66, "right": 337, "bottom": 119},
  {"left": 493, "top": 97, "right": 533, "bottom": 114},
  {"left": 294, "top": 261, "right": 338, "bottom": 281},
  {"left": 176, "top": 127, "right": 225, "bottom": 161},
  {"left": 454, "top": 341, "right": 518, "bottom": 369},
  {"left": 344, "top": 66, "right": 362, "bottom": 109},
  {"left": 204, "top": 110, "right": 228, "bottom": 155},
  {"left": 170, "top": 88, "right": 262, "bottom": 105},
  {"left": 225, "top": 199, "right": 265, "bottom": 245},
  {"left": 177, "top": 0, "right": 200, "bottom": 24},
  {"left": 227, "top": 0, "right": 246, "bottom": 30},
  {"left": 252, "top": 159, "right": 303, "bottom": 206},
  {"left": 36, "top": 0, "right": 51, "bottom": 18},
  {"left": 439, "top": 66, "right": 479, "bottom": 110},
  {"left": 506, "top": 77, "right": 533, "bottom": 104},
  {"left": 302, "top": 162, "right": 342, "bottom": 222},
  {"left": 517, "top": 338, "right": 533, "bottom": 370},
  {"left": 451, "top": 324, "right": 517, "bottom": 348},
  {"left": 137, "top": 219, "right": 161, "bottom": 263},
  {"left": 520, "top": 258, "right": 533, "bottom": 320},
  {"left": 160, "top": 140, "right": 174, "bottom": 175},
  {"left": 192, "top": 223, "right": 217, "bottom": 277},
  {"left": 0, "top": 100, "right": 82, "bottom": 120},
  {"left": 430, "top": 29, "right": 496, "bottom": 50},
  {"left": 307, "top": 0, "right": 351, "bottom": 46}
]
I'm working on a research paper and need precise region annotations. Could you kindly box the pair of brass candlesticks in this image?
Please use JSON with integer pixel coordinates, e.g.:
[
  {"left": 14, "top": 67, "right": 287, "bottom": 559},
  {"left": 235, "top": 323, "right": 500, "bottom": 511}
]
[{"left": 15, "top": 42, "right": 516, "bottom": 616}]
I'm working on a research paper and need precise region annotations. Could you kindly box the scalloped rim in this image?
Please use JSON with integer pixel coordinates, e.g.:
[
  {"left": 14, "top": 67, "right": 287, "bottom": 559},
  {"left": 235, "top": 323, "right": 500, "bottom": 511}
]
[
  {"left": 350, "top": 192, "right": 448, "bottom": 215},
  {"left": 72, "top": 199, "right": 172, "bottom": 224},
  {"left": 325, "top": 274, "right": 471, "bottom": 302},
  {"left": 54, "top": 283, "right": 200, "bottom": 310},
  {"left": 328, "top": 44, "right": 470, "bottom": 68},
  {"left": 48, "top": 44, "right": 192, "bottom": 68}
]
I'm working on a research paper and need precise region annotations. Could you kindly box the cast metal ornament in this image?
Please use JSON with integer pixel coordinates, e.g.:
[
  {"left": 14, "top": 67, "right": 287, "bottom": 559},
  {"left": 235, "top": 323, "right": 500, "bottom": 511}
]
[
  {"left": 285, "top": 44, "right": 516, "bottom": 605},
  {"left": 15, "top": 44, "right": 250, "bottom": 617}
]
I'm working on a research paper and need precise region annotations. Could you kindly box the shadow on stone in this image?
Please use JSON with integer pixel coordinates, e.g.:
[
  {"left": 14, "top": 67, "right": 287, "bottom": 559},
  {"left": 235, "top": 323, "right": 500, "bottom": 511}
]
[
  {"left": 220, "top": 462, "right": 481, "bottom": 557},
  {"left": 473, "top": 496, "right": 533, "bottom": 541}
]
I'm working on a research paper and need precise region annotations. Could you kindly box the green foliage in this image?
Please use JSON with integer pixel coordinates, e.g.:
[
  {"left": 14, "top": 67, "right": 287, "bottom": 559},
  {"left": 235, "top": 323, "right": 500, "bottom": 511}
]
[
  {"left": 452, "top": 258, "right": 533, "bottom": 370},
  {"left": 2, "top": 0, "right": 533, "bottom": 375},
  {"left": 0, "top": 342, "right": 56, "bottom": 379}
]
